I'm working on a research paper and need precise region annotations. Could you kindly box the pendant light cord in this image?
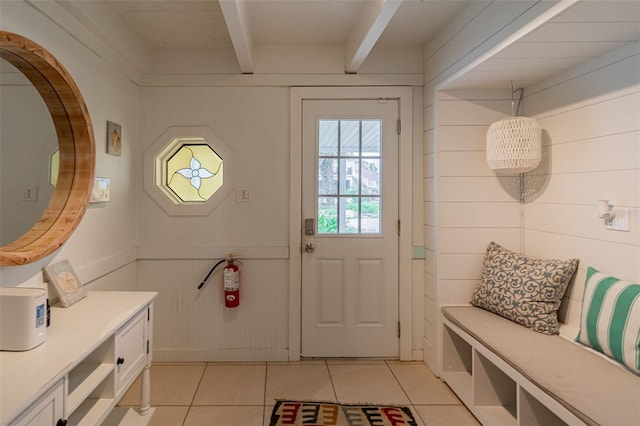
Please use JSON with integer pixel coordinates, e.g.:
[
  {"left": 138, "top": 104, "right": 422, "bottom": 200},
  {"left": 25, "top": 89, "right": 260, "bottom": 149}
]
[
  {"left": 507, "top": 82, "right": 531, "bottom": 253},
  {"left": 513, "top": 82, "right": 527, "bottom": 253},
  {"left": 520, "top": 173, "right": 526, "bottom": 253},
  {"left": 511, "top": 84, "right": 525, "bottom": 117}
]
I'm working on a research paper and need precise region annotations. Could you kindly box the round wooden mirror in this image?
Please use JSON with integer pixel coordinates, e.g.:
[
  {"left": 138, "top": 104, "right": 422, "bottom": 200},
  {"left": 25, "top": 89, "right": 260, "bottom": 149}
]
[{"left": 0, "top": 31, "right": 95, "bottom": 266}]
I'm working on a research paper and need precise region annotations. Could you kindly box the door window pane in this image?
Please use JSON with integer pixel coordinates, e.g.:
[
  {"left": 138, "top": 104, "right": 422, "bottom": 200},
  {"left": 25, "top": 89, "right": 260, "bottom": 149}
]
[
  {"left": 318, "top": 197, "right": 337, "bottom": 234},
  {"left": 340, "top": 120, "right": 360, "bottom": 157},
  {"left": 319, "top": 120, "right": 339, "bottom": 156},
  {"left": 339, "top": 197, "right": 359, "bottom": 234},
  {"left": 318, "top": 158, "right": 338, "bottom": 195},
  {"left": 361, "top": 120, "right": 381, "bottom": 157},
  {"left": 317, "top": 119, "right": 382, "bottom": 235},
  {"left": 361, "top": 159, "right": 380, "bottom": 195},
  {"left": 361, "top": 197, "right": 380, "bottom": 234},
  {"left": 339, "top": 158, "right": 359, "bottom": 195}
]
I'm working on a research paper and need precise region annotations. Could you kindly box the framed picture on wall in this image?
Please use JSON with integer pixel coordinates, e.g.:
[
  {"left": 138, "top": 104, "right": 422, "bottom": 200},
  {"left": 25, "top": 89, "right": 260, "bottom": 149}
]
[
  {"left": 43, "top": 260, "right": 87, "bottom": 307},
  {"left": 90, "top": 177, "right": 111, "bottom": 203},
  {"left": 107, "top": 121, "right": 122, "bottom": 156}
]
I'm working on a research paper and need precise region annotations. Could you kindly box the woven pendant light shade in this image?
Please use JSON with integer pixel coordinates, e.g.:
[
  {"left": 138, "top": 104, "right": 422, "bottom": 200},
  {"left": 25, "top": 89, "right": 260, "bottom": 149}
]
[{"left": 486, "top": 116, "right": 542, "bottom": 173}]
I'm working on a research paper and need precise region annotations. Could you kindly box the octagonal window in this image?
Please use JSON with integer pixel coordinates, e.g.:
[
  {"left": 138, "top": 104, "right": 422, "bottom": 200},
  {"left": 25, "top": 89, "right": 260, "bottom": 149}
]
[
  {"left": 166, "top": 143, "right": 223, "bottom": 202},
  {"left": 144, "top": 127, "right": 233, "bottom": 216}
]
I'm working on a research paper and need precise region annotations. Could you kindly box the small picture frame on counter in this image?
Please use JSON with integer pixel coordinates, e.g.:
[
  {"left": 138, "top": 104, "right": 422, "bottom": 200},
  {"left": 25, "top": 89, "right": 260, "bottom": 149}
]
[{"left": 43, "top": 260, "right": 87, "bottom": 307}]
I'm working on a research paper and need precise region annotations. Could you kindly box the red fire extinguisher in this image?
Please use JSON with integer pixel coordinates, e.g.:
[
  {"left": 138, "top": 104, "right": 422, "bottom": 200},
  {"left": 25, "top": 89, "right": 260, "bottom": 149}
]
[{"left": 223, "top": 255, "right": 240, "bottom": 308}]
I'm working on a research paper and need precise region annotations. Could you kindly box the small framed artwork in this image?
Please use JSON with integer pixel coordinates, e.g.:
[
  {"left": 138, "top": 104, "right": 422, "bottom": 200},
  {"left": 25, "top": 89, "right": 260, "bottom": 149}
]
[
  {"left": 43, "top": 260, "right": 87, "bottom": 307},
  {"left": 90, "top": 177, "right": 110, "bottom": 203},
  {"left": 107, "top": 121, "right": 122, "bottom": 156}
]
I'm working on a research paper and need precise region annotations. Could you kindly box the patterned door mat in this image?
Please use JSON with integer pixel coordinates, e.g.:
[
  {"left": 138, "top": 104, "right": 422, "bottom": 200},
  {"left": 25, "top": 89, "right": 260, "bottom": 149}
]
[{"left": 269, "top": 400, "right": 419, "bottom": 426}]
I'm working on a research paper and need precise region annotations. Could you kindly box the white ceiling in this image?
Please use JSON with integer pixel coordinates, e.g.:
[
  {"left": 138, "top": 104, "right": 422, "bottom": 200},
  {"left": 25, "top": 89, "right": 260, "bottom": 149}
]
[
  {"left": 94, "top": 0, "right": 640, "bottom": 87},
  {"left": 103, "top": 0, "right": 473, "bottom": 73},
  {"left": 440, "top": 1, "right": 640, "bottom": 89},
  {"left": 106, "top": 0, "right": 234, "bottom": 48},
  {"left": 106, "top": 0, "right": 471, "bottom": 48}
]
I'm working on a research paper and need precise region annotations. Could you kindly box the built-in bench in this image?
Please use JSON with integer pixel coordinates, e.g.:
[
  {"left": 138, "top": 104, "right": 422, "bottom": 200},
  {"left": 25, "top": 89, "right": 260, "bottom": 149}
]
[{"left": 440, "top": 305, "right": 640, "bottom": 426}]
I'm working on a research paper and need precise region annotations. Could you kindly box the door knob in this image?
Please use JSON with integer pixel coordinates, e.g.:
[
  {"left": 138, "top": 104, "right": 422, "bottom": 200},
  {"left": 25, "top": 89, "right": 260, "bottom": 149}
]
[
  {"left": 117, "top": 357, "right": 125, "bottom": 365},
  {"left": 304, "top": 243, "right": 315, "bottom": 253}
]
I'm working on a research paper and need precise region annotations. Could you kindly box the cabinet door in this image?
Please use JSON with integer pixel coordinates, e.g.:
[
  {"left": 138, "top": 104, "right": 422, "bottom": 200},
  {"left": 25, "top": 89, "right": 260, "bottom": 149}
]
[
  {"left": 114, "top": 309, "right": 147, "bottom": 395},
  {"left": 10, "top": 381, "right": 64, "bottom": 426}
]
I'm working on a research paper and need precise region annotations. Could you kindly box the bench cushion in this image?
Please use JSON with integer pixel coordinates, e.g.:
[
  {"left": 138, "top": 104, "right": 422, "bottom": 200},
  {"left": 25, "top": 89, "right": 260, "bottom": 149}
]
[{"left": 443, "top": 306, "right": 640, "bottom": 426}]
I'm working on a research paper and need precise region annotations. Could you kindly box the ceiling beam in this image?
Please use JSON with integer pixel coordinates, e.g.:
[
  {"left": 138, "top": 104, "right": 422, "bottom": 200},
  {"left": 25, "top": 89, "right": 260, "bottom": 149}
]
[
  {"left": 345, "top": 0, "right": 402, "bottom": 73},
  {"left": 219, "top": 0, "right": 254, "bottom": 74}
]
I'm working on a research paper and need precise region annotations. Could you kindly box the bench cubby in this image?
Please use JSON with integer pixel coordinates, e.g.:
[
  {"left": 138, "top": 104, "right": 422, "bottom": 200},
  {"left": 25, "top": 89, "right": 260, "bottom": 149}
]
[
  {"left": 440, "top": 305, "right": 640, "bottom": 426},
  {"left": 441, "top": 313, "right": 569, "bottom": 426}
]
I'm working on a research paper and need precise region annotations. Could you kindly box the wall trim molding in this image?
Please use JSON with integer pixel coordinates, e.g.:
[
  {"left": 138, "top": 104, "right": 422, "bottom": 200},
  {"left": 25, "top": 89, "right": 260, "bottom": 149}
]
[
  {"left": 141, "top": 73, "right": 423, "bottom": 88},
  {"left": 77, "top": 247, "right": 138, "bottom": 285},
  {"left": 289, "top": 86, "right": 414, "bottom": 361},
  {"left": 137, "top": 245, "right": 289, "bottom": 260}
]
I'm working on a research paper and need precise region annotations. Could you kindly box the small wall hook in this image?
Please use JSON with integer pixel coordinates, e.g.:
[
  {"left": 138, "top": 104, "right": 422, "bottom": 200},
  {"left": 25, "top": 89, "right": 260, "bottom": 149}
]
[{"left": 597, "top": 200, "right": 615, "bottom": 226}]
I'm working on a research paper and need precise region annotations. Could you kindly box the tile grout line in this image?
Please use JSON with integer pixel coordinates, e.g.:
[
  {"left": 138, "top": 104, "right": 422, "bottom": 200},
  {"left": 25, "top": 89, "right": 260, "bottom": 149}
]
[
  {"left": 385, "top": 360, "right": 424, "bottom": 426},
  {"left": 263, "top": 362, "right": 269, "bottom": 424},
  {"left": 324, "top": 360, "right": 339, "bottom": 403},
  {"left": 188, "top": 364, "right": 209, "bottom": 406},
  {"left": 183, "top": 364, "right": 208, "bottom": 426}
]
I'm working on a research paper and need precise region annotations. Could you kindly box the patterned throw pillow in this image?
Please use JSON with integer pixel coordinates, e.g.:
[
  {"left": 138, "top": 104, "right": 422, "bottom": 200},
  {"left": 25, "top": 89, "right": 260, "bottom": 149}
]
[
  {"left": 576, "top": 267, "right": 640, "bottom": 375},
  {"left": 470, "top": 242, "right": 579, "bottom": 335}
]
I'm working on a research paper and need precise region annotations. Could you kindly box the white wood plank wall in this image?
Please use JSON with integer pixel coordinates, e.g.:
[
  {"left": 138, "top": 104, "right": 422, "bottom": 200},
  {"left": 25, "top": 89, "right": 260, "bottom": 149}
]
[
  {"left": 137, "top": 259, "right": 289, "bottom": 361},
  {"left": 422, "top": 1, "right": 639, "bottom": 372},
  {"left": 523, "top": 45, "right": 640, "bottom": 332},
  {"left": 421, "top": 0, "right": 557, "bottom": 372},
  {"left": 433, "top": 89, "right": 523, "bottom": 356}
]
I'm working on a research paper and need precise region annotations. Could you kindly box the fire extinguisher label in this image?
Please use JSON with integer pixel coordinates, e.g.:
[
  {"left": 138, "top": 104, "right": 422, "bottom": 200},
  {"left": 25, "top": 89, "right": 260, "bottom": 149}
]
[{"left": 224, "top": 269, "right": 239, "bottom": 291}]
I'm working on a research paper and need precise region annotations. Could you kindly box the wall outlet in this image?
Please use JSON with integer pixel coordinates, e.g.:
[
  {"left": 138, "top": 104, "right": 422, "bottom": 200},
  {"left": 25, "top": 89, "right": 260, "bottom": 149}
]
[
  {"left": 22, "top": 186, "right": 38, "bottom": 201},
  {"left": 606, "top": 207, "right": 630, "bottom": 232}
]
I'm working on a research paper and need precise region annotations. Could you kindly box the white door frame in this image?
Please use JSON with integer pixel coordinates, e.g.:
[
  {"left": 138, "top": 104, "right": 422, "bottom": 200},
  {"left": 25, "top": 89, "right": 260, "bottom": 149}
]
[{"left": 289, "top": 86, "right": 413, "bottom": 361}]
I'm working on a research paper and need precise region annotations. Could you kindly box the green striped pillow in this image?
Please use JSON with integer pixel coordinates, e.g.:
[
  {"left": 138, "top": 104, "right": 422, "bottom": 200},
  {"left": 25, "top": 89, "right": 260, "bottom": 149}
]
[{"left": 576, "top": 267, "right": 640, "bottom": 375}]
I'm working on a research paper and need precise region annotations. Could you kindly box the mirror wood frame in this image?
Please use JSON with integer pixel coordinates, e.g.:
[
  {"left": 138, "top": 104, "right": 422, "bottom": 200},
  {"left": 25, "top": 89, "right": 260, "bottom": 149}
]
[{"left": 0, "top": 31, "right": 95, "bottom": 266}]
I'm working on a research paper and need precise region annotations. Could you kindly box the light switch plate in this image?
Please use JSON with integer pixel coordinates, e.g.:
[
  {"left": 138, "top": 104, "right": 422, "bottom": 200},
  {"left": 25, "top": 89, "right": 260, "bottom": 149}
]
[
  {"left": 235, "top": 188, "right": 251, "bottom": 202},
  {"left": 22, "top": 186, "right": 38, "bottom": 201},
  {"left": 606, "top": 207, "right": 630, "bottom": 232}
]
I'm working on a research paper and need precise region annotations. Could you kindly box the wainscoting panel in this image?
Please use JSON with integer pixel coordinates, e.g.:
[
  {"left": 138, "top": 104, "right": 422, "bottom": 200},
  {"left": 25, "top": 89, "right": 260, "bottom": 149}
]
[{"left": 137, "top": 258, "right": 289, "bottom": 361}]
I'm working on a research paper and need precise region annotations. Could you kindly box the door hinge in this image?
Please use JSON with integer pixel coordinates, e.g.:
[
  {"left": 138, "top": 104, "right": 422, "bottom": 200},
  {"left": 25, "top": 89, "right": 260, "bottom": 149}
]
[
  {"left": 396, "top": 119, "right": 401, "bottom": 135},
  {"left": 147, "top": 307, "right": 150, "bottom": 321},
  {"left": 147, "top": 340, "right": 150, "bottom": 354},
  {"left": 397, "top": 219, "right": 401, "bottom": 236},
  {"left": 398, "top": 321, "right": 401, "bottom": 338}
]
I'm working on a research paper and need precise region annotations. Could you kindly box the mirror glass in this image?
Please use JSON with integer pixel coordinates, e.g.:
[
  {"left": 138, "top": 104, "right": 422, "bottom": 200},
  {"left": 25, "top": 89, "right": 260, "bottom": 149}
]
[
  {"left": 0, "top": 31, "right": 95, "bottom": 266},
  {"left": 0, "top": 58, "right": 58, "bottom": 246}
]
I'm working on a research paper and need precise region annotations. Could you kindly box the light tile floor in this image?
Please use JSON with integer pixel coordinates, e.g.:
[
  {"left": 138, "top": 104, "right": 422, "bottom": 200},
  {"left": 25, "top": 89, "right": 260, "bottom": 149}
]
[{"left": 119, "top": 360, "right": 479, "bottom": 426}]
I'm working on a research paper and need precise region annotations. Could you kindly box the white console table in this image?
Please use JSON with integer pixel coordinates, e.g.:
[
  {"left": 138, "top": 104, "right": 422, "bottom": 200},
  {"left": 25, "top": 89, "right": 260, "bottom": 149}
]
[{"left": 0, "top": 291, "right": 157, "bottom": 426}]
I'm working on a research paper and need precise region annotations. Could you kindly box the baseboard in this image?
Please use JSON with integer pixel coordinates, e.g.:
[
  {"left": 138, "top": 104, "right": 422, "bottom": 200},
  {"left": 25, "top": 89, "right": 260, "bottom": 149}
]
[{"left": 423, "top": 337, "right": 437, "bottom": 375}]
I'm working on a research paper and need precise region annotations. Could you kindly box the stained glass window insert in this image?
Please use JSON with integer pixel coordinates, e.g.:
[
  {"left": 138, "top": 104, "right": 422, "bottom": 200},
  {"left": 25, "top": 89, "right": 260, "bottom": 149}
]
[
  {"left": 317, "top": 119, "right": 382, "bottom": 235},
  {"left": 166, "top": 144, "right": 223, "bottom": 202},
  {"left": 49, "top": 149, "right": 59, "bottom": 187}
]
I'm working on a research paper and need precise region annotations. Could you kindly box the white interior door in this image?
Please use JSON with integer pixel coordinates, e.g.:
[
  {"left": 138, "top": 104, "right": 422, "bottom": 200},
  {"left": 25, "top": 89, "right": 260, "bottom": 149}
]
[{"left": 301, "top": 99, "right": 399, "bottom": 358}]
